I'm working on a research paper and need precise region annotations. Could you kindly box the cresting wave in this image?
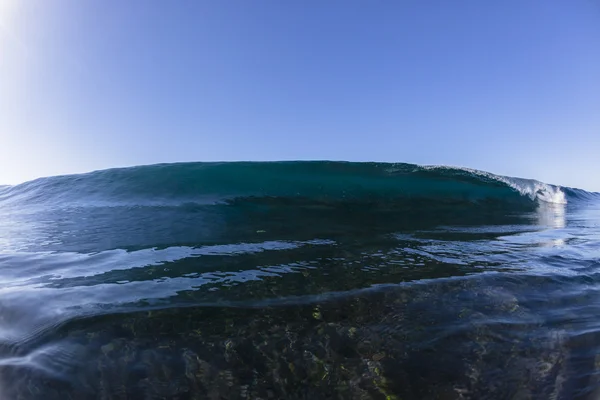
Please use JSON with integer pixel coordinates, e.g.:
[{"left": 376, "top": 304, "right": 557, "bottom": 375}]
[
  {"left": 0, "top": 161, "right": 590, "bottom": 209},
  {"left": 422, "top": 164, "right": 569, "bottom": 204}
]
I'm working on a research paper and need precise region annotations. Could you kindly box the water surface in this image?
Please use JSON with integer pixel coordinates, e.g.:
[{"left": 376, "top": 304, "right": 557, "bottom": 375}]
[{"left": 0, "top": 161, "right": 599, "bottom": 399}]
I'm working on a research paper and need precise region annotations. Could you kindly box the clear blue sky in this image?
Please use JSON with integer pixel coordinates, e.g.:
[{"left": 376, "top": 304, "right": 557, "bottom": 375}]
[{"left": 1, "top": 1, "right": 599, "bottom": 190}]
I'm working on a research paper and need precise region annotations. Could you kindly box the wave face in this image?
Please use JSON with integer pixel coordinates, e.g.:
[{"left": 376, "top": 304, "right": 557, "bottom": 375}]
[
  {"left": 0, "top": 161, "right": 584, "bottom": 208},
  {"left": 1, "top": 161, "right": 600, "bottom": 399}
]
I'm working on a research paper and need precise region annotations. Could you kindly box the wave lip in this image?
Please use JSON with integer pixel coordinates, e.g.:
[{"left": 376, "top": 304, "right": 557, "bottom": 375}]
[{"left": 421, "top": 165, "right": 568, "bottom": 205}]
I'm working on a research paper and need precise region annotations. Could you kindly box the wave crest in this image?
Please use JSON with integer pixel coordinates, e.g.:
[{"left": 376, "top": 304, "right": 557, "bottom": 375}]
[{"left": 0, "top": 161, "right": 583, "bottom": 209}]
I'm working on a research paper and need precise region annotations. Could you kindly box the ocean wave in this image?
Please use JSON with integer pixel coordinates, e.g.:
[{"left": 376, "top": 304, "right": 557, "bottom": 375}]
[{"left": 0, "top": 162, "right": 586, "bottom": 209}]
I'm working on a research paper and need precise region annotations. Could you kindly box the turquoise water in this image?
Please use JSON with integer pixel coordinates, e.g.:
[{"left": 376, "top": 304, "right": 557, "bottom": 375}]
[{"left": 0, "top": 161, "right": 599, "bottom": 399}]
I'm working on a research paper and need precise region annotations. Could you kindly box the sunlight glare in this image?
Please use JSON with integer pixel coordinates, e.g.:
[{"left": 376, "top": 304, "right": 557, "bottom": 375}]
[
  {"left": 0, "top": 0, "right": 21, "bottom": 51},
  {"left": 0, "top": 0, "right": 17, "bottom": 27}
]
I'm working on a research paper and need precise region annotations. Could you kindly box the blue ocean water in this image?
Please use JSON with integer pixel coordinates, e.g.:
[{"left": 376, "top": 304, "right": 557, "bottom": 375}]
[{"left": 0, "top": 161, "right": 599, "bottom": 399}]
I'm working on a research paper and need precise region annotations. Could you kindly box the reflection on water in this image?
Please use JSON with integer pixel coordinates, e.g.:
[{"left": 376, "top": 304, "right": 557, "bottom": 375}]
[{"left": 536, "top": 202, "right": 566, "bottom": 229}]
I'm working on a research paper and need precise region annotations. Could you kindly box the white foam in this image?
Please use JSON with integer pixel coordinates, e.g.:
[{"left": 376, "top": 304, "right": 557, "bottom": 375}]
[
  {"left": 422, "top": 164, "right": 567, "bottom": 205},
  {"left": 499, "top": 177, "right": 566, "bottom": 205}
]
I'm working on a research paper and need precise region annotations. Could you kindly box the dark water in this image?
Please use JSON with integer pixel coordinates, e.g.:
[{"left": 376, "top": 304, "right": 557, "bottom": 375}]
[{"left": 0, "top": 161, "right": 599, "bottom": 399}]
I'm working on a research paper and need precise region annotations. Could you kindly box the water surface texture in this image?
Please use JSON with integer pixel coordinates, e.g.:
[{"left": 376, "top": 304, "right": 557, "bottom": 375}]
[{"left": 1, "top": 161, "right": 599, "bottom": 399}]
